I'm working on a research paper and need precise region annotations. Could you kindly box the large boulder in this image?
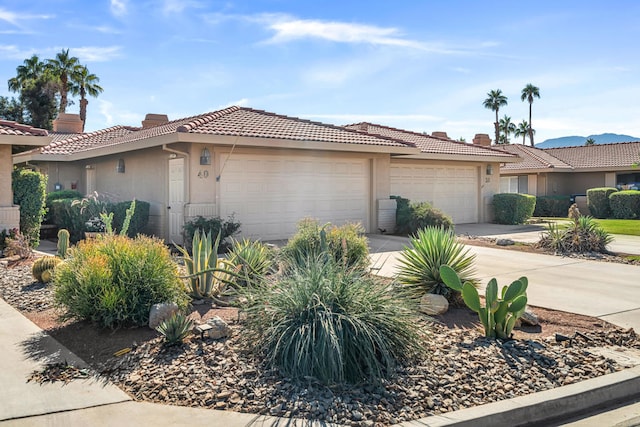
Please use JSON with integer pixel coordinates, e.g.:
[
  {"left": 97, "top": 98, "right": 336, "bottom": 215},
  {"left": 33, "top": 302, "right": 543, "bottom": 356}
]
[
  {"left": 419, "top": 293, "right": 449, "bottom": 315},
  {"left": 149, "top": 302, "right": 179, "bottom": 329}
]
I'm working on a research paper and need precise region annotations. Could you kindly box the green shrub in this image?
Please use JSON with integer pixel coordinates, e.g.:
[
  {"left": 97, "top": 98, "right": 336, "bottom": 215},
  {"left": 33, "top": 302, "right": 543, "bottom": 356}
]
[
  {"left": 12, "top": 168, "right": 47, "bottom": 247},
  {"left": 587, "top": 187, "right": 618, "bottom": 219},
  {"left": 183, "top": 215, "right": 240, "bottom": 252},
  {"left": 0, "top": 228, "right": 18, "bottom": 252},
  {"left": 281, "top": 219, "right": 369, "bottom": 270},
  {"left": 396, "top": 226, "right": 477, "bottom": 303},
  {"left": 392, "top": 196, "right": 453, "bottom": 235},
  {"left": 243, "top": 257, "right": 424, "bottom": 385},
  {"left": 54, "top": 235, "right": 187, "bottom": 329},
  {"left": 493, "top": 193, "right": 536, "bottom": 225},
  {"left": 227, "top": 239, "right": 275, "bottom": 287},
  {"left": 538, "top": 216, "right": 613, "bottom": 253},
  {"left": 109, "top": 200, "right": 150, "bottom": 236},
  {"left": 533, "top": 195, "right": 572, "bottom": 217},
  {"left": 609, "top": 190, "right": 640, "bottom": 219},
  {"left": 441, "top": 265, "right": 528, "bottom": 339},
  {"left": 49, "top": 199, "right": 85, "bottom": 242},
  {"left": 44, "top": 190, "right": 82, "bottom": 224}
]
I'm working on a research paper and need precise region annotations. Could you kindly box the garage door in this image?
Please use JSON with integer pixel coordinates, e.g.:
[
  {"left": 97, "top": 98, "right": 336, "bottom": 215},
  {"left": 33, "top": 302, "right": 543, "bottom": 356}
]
[
  {"left": 390, "top": 162, "right": 478, "bottom": 224},
  {"left": 219, "top": 153, "right": 369, "bottom": 240}
]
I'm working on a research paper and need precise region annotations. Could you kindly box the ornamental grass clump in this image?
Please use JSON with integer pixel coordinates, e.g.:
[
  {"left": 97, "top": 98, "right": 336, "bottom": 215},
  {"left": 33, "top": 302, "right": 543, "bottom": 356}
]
[
  {"left": 538, "top": 215, "right": 613, "bottom": 253},
  {"left": 243, "top": 257, "right": 424, "bottom": 385},
  {"left": 54, "top": 235, "right": 187, "bottom": 329},
  {"left": 396, "top": 226, "right": 478, "bottom": 303}
]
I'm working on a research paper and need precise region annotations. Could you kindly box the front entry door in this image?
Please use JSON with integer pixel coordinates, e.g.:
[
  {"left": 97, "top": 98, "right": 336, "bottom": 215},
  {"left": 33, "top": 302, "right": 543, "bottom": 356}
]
[{"left": 168, "top": 158, "right": 185, "bottom": 244}]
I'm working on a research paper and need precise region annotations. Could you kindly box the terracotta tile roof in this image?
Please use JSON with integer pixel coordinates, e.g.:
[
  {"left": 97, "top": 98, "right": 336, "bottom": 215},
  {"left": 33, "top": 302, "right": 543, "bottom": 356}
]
[
  {"left": 545, "top": 142, "right": 640, "bottom": 169},
  {"left": 497, "top": 144, "right": 573, "bottom": 171},
  {"left": 343, "top": 122, "right": 516, "bottom": 158},
  {"left": 41, "top": 126, "right": 140, "bottom": 155},
  {"left": 0, "top": 120, "right": 48, "bottom": 136},
  {"left": 175, "top": 107, "right": 409, "bottom": 147},
  {"left": 34, "top": 107, "right": 411, "bottom": 156}
]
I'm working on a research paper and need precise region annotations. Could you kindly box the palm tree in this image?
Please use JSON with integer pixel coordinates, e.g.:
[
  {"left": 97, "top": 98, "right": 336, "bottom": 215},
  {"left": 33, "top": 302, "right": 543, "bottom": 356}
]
[
  {"left": 514, "top": 120, "right": 531, "bottom": 145},
  {"left": 498, "top": 115, "right": 516, "bottom": 144},
  {"left": 47, "top": 49, "right": 81, "bottom": 114},
  {"left": 521, "top": 84, "right": 540, "bottom": 146},
  {"left": 70, "top": 65, "right": 103, "bottom": 131},
  {"left": 483, "top": 89, "right": 508, "bottom": 145},
  {"left": 8, "top": 55, "right": 45, "bottom": 93},
  {"left": 585, "top": 137, "right": 596, "bottom": 146}
]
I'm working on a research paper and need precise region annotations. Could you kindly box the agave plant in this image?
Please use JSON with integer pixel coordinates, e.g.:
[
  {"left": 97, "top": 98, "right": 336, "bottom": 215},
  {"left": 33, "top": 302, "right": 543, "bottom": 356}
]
[
  {"left": 175, "top": 230, "right": 240, "bottom": 303},
  {"left": 156, "top": 313, "right": 193, "bottom": 346},
  {"left": 226, "top": 238, "right": 274, "bottom": 287},
  {"left": 396, "top": 226, "right": 477, "bottom": 303}
]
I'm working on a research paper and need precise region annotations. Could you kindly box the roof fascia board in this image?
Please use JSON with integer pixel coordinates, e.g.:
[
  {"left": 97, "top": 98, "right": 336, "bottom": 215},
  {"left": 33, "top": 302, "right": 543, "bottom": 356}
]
[
  {"left": 0, "top": 135, "right": 51, "bottom": 146},
  {"left": 392, "top": 153, "right": 520, "bottom": 163},
  {"left": 176, "top": 133, "right": 419, "bottom": 155}
]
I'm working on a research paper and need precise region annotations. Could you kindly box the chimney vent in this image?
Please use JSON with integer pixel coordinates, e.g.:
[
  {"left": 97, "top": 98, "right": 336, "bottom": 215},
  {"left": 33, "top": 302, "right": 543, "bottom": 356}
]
[
  {"left": 142, "top": 114, "right": 169, "bottom": 129},
  {"left": 431, "top": 131, "right": 448, "bottom": 139},
  {"left": 52, "top": 113, "right": 83, "bottom": 133},
  {"left": 473, "top": 133, "right": 492, "bottom": 146}
]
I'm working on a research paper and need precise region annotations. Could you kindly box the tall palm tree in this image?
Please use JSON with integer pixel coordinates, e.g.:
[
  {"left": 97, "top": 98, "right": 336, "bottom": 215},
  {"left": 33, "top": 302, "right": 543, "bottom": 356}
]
[
  {"left": 8, "top": 55, "right": 45, "bottom": 93},
  {"left": 47, "top": 49, "right": 81, "bottom": 114},
  {"left": 498, "top": 115, "right": 516, "bottom": 144},
  {"left": 521, "top": 84, "right": 540, "bottom": 146},
  {"left": 70, "top": 65, "right": 103, "bottom": 131},
  {"left": 483, "top": 89, "right": 508, "bottom": 145},
  {"left": 514, "top": 120, "right": 531, "bottom": 145}
]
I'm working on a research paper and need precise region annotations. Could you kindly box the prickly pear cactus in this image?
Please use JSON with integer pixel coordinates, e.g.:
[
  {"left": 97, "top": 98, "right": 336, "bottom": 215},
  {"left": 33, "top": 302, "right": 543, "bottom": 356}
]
[{"left": 32, "top": 256, "right": 62, "bottom": 283}]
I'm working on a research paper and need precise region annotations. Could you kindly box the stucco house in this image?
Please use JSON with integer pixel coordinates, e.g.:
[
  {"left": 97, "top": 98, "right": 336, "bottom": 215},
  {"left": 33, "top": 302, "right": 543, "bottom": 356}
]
[
  {"left": 13, "top": 107, "right": 518, "bottom": 243},
  {"left": 498, "top": 142, "right": 640, "bottom": 196},
  {"left": 0, "top": 120, "right": 50, "bottom": 231}
]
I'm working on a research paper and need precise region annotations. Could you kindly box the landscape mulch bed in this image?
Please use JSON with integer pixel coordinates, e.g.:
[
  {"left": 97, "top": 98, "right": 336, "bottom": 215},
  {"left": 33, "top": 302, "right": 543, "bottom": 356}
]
[{"left": 2, "top": 239, "right": 639, "bottom": 426}]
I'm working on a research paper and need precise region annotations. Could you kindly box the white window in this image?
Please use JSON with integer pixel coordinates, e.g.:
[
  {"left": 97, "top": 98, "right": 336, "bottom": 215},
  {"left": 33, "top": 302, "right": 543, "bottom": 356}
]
[{"left": 500, "top": 176, "right": 519, "bottom": 193}]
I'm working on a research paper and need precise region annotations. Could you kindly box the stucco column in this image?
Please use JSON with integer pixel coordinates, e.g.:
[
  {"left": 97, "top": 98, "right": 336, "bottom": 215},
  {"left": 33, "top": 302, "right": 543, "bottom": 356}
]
[{"left": 0, "top": 144, "right": 20, "bottom": 231}]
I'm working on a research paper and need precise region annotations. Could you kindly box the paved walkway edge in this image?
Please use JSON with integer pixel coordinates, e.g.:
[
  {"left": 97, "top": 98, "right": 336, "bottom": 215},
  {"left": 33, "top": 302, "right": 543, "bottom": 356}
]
[{"left": 398, "top": 365, "right": 640, "bottom": 426}]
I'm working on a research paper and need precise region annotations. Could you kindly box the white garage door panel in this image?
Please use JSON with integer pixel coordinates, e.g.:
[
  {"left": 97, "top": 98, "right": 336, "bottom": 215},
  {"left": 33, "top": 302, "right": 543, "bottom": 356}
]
[
  {"left": 391, "top": 163, "right": 478, "bottom": 224},
  {"left": 220, "top": 154, "right": 369, "bottom": 240}
]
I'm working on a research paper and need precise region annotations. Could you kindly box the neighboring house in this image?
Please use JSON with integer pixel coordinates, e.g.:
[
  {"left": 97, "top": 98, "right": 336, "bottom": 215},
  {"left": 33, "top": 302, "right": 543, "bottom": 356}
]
[
  {"left": 498, "top": 142, "right": 640, "bottom": 196},
  {"left": 0, "top": 121, "right": 50, "bottom": 232},
  {"left": 343, "top": 124, "right": 518, "bottom": 224},
  {"left": 13, "top": 108, "right": 519, "bottom": 243}
]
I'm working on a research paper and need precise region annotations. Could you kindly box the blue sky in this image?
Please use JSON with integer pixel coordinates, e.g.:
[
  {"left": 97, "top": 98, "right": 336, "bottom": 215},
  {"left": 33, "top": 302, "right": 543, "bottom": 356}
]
[{"left": 1, "top": 1, "right": 639, "bottom": 144}]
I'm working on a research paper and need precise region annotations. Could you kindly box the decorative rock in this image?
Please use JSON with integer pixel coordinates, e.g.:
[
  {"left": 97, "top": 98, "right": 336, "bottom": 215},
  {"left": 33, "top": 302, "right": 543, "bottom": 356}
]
[
  {"left": 520, "top": 310, "right": 540, "bottom": 326},
  {"left": 206, "top": 316, "right": 231, "bottom": 339},
  {"left": 496, "top": 239, "right": 515, "bottom": 246},
  {"left": 148, "top": 302, "right": 179, "bottom": 329},
  {"left": 419, "top": 294, "right": 449, "bottom": 315}
]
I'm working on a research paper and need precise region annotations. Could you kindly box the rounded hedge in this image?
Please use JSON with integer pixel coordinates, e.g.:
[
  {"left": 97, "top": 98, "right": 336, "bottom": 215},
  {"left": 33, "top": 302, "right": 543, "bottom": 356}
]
[
  {"left": 493, "top": 193, "right": 536, "bottom": 225},
  {"left": 609, "top": 190, "right": 640, "bottom": 219},
  {"left": 587, "top": 187, "right": 618, "bottom": 218}
]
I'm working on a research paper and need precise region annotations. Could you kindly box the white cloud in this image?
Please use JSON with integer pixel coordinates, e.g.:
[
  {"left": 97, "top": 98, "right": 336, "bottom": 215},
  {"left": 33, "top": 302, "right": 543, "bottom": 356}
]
[
  {"left": 161, "top": 0, "right": 204, "bottom": 15},
  {"left": 97, "top": 99, "right": 142, "bottom": 127},
  {"left": 110, "top": 0, "right": 128, "bottom": 17},
  {"left": 71, "top": 46, "right": 122, "bottom": 62},
  {"left": 0, "top": 7, "right": 52, "bottom": 32}
]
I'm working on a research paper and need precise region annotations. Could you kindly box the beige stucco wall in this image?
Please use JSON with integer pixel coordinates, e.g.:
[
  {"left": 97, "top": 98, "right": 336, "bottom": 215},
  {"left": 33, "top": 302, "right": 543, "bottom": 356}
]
[{"left": 36, "top": 163, "right": 85, "bottom": 193}]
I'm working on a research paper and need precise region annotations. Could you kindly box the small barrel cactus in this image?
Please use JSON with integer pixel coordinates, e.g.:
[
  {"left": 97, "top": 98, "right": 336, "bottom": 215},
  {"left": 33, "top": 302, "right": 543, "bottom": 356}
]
[
  {"left": 32, "top": 255, "right": 62, "bottom": 283},
  {"left": 57, "top": 229, "right": 70, "bottom": 259}
]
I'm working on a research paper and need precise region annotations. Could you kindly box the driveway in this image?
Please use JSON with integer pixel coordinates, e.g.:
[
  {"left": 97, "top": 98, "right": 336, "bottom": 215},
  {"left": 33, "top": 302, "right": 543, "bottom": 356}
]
[{"left": 368, "top": 230, "right": 640, "bottom": 332}]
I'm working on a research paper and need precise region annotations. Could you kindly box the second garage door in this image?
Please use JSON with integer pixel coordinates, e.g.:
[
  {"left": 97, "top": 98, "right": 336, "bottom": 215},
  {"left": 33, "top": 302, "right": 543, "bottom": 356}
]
[
  {"left": 390, "top": 162, "right": 479, "bottom": 224},
  {"left": 219, "top": 153, "right": 369, "bottom": 240}
]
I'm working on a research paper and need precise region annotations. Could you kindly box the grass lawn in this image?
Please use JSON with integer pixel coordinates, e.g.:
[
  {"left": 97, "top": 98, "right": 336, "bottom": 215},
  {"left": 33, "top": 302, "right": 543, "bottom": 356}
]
[{"left": 533, "top": 217, "right": 640, "bottom": 236}]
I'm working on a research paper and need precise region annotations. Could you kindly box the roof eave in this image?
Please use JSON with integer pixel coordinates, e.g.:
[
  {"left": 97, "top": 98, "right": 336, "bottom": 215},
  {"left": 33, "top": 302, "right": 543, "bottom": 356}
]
[
  {"left": 392, "top": 152, "right": 520, "bottom": 163},
  {"left": 1, "top": 135, "right": 51, "bottom": 146}
]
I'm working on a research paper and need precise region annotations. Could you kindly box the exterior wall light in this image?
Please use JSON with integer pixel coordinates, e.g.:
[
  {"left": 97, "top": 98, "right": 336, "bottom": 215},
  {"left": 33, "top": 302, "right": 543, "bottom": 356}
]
[
  {"left": 486, "top": 164, "right": 493, "bottom": 175},
  {"left": 116, "top": 158, "right": 125, "bottom": 173},
  {"left": 200, "top": 147, "right": 211, "bottom": 165}
]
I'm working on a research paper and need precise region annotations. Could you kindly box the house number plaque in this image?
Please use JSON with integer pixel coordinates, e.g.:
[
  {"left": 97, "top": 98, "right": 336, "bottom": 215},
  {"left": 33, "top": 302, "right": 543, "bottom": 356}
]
[{"left": 198, "top": 170, "right": 209, "bottom": 179}]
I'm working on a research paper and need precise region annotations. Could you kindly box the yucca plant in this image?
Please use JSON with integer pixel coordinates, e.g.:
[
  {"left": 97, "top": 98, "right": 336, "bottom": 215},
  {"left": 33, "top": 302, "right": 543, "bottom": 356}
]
[
  {"left": 175, "top": 230, "right": 240, "bottom": 302},
  {"left": 227, "top": 238, "right": 274, "bottom": 287},
  {"left": 396, "top": 226, "right": 477, "bottom": 303},
  {"left": 156, "top": 312, "right": 193, "bottom": 346},
  {"left": 243, "top": 256, "right": 424, "bottom": 385},
  {"left": 538, "top": 215, "right": 613, "bottom": 253}
]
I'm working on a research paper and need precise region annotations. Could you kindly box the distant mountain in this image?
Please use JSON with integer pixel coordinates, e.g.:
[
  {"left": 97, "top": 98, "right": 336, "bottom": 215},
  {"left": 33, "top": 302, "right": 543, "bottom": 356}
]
[{"left": 536, "top": 133, "right": 640, "bottom": 148}]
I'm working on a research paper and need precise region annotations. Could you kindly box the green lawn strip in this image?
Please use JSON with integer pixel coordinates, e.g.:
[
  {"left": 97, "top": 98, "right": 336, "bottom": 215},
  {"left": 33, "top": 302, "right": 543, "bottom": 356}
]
[{"left": 533, "top": 217, "right": 640, "bottom": 236}]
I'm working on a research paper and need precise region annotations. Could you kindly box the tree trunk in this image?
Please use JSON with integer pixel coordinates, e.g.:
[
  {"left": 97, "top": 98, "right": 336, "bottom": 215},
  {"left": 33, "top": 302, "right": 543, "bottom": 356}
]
[
  {"left": 528, "top": 103, "right": 534, "bottom": 146},
  {"left": 79, "top": 98, "right": 88, "bottom": 132},
  {"left": 495, "top": 110, "right": 500, "bottom": 145}
]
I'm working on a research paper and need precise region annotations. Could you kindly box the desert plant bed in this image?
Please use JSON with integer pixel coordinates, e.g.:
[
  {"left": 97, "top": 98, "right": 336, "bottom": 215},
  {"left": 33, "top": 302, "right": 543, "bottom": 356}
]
[{"left": 2, "top": 260, "right": 639, "bottom": 426}]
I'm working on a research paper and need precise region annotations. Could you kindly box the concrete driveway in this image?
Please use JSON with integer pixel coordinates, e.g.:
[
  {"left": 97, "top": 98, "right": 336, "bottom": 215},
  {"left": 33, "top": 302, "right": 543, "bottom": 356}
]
[{"left": 368, "top": 228, "right": 640, "bottom": 332}]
